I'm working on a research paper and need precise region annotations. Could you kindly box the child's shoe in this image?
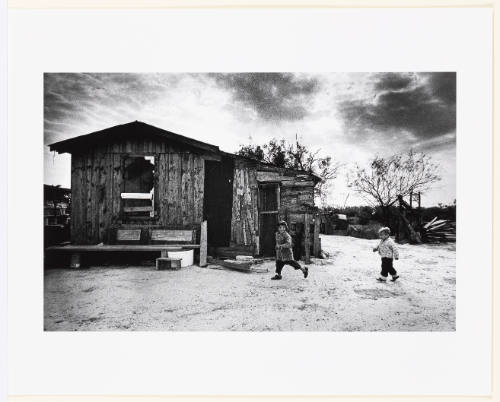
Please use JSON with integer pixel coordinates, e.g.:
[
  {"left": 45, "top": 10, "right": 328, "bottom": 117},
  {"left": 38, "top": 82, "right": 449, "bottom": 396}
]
[
  {"left": 271, "top": 274, "right": 282, "bottom": 280},
  {"left": 391, "top": 275, "right": 400, "bottom": 282},
  {"left": 376, "top": 277, "right": 387, "bottom": 282}
]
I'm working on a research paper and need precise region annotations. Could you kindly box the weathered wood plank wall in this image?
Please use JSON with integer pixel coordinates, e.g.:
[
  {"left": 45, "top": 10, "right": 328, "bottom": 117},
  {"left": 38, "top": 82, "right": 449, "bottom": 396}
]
[
  {"left": 70, "top": 138, "right": 205, "bottom": 244},
  {"left": 255, "top": 169, "right": 315, "bottom": 213},
  {"left": 157, "top": 152, "right": 204, "bottom": 227},
  {"left": 230, "top": 161, "right": 258, "bottom": 248},
  {"left": 280, "top": 185, "right": 315, "bottom": 213}
]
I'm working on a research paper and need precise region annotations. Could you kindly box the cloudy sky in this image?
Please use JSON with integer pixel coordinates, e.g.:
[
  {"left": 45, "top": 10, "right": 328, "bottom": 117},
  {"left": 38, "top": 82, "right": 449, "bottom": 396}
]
[{"left": 44, "top": 72, "right": 456, "bottom": 207}]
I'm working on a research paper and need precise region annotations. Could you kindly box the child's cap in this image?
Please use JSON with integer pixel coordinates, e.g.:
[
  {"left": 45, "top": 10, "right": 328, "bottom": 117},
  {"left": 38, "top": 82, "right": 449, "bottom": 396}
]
[
  {"left": 378, "top": 227, "right": 391, "bottom": 235},
  {"left": 277, "top": 220, "right": 289, "bottom": 230}
]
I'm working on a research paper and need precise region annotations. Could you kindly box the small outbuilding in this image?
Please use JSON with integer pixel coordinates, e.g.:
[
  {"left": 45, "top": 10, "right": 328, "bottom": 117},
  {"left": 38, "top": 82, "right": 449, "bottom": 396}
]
[
  {"left": 320, "top": 211, "right": 348, "bottom": 235},
  {"left": 48, "top": 121, "right": 322, "bottom": 262}
]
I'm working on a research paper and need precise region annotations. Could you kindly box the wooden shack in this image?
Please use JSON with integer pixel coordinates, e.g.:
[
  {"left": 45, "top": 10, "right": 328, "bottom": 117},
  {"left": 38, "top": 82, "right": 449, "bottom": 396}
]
[{"left": 48, "top": 121, "right": 322, "bottom": 261}]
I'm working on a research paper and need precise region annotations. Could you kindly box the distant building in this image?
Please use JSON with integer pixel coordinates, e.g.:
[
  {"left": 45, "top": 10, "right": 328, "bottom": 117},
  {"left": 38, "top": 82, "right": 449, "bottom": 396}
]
[
  {"left": 44, "top": 184, "right": 71, "bottom": 226},
  {"left": 320, "top": 211, "right": 348, "bottom": 235},
  {"left": 44, "top": 184, "right": 71, "bottom": 247}
]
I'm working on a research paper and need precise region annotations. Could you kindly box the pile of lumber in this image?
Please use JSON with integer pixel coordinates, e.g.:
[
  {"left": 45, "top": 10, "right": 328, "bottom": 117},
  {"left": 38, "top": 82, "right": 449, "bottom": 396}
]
[{"left": 421, "top": 217, "right": 456, "bottom": 243}]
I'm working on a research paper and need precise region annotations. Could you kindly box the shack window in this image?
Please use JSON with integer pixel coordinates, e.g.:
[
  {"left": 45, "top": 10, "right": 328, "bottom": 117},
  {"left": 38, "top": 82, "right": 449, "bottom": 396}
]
[
  {"left": 121, "top": 156, "right": 155, "bottom": 218},
  {"left": 259, "top": 183, "right": 280, "bottom": 212}
]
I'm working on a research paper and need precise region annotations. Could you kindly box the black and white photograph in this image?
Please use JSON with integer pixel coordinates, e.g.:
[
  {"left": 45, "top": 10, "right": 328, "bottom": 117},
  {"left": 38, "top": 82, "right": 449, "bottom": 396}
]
[
  {"left": 7, "top": 4, "right": 495, "bottom": 398},
  {"left": 43, "top": 72, "right": 456, "bottom": 331}
]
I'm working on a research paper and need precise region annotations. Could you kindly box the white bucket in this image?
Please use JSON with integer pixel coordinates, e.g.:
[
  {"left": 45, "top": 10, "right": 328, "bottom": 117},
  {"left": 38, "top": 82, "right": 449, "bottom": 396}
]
[{"left": 167, "top": 249, "right": 194, "bottom": 267}]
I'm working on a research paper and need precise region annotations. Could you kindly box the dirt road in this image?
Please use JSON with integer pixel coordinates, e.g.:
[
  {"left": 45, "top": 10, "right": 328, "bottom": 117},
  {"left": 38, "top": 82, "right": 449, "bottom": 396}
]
[{"left": 44, "top": 235, "right": 456, "bottom": 331}]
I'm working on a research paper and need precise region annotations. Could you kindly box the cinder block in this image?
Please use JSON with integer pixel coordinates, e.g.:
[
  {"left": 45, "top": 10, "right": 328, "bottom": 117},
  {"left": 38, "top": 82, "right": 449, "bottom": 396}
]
[{"left": 156, "top": 257, "right": 182, "bottom": 270}]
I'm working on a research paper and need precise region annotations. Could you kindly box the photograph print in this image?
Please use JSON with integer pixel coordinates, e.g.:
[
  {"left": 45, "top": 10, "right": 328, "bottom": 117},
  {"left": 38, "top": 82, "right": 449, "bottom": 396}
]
[{"left": 44, "top": 72, "right": 456, "bottom": 331}]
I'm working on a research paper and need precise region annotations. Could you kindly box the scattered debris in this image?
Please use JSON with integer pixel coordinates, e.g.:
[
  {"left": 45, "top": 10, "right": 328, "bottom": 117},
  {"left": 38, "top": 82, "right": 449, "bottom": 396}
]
[
  {"left": 222, "top": 258, "right": 268, "bottom": 273},
  {"left": 347, "top": 223, "right": 383, "bottom": 240},
  {"left": 235, "top": 255, "right": 255, "bottom": 261},
  {"left": 310, "top": 258, "right": 332, "bottom": 266},
  {"left": 202, "top": 257, "right": 269, "bottom": 273},
  {"left": 222, "top": 259, "right": 253, "bottom": 271},
  {"left": 319, "top": 250, "right": 330, "bottom": 259}
]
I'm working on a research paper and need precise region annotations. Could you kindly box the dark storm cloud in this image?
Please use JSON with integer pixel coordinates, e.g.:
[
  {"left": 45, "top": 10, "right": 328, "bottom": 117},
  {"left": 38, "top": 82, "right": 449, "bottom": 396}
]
[
  {"left": 339, "top": 72, "right": 456, "bottom": 141},
  {"left": 212, "top": 73, "right": 320, "bottom": 121},
  {"left": 424, "top": 72, "right": 456, "bottom": 104},
  {"left": 44, "top": 73, "right": 179, "bottom": 143},
  {"left": 374, "top": 72, "right": 416, "bottom": 91}
]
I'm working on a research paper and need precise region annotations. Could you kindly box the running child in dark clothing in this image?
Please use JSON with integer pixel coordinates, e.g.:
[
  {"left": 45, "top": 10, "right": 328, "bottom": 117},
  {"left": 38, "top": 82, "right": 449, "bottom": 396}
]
[{"left": 271, "top": 221, "right": 308, "bottom": 280}]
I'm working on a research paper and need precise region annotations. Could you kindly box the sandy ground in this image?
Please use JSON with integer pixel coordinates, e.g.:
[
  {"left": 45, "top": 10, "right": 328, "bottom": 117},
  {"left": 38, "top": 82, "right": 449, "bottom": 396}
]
[{"left": 44, "top": 235, "right": 456, "bottom": 331}]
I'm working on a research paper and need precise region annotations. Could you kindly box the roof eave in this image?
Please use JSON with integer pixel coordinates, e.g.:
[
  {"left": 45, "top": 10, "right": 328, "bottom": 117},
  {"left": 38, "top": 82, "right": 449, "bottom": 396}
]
[{"left": 48, "top": 121, "right": 221, "bottom": 155}]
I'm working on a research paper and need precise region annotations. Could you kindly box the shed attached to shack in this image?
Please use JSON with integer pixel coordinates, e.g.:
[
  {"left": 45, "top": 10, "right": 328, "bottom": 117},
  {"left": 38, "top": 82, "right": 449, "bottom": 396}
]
[{"left": 48, "top": 121, "right": 322, "bottom": 262}]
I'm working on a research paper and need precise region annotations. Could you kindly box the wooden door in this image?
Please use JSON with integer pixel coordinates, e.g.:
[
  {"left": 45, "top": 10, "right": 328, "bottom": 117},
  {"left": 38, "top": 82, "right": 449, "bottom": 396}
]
[
  {"left": 203, "top": 157, "right": 234, "bottom": 247},
  {"left": 259, "top": 183, "right": 279, "bottom": 257}
]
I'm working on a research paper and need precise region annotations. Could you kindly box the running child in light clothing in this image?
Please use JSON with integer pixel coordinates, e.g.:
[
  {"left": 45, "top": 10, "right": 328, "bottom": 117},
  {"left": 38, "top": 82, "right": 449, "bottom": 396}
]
[{"left": 373, "top": 227, "right": 400, "bottom": 282}]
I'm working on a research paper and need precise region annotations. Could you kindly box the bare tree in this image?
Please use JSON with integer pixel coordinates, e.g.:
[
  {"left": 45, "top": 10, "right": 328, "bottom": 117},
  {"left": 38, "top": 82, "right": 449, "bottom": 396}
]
[{"left": 347, "top": 150, "right": 441, "bottom": 218}]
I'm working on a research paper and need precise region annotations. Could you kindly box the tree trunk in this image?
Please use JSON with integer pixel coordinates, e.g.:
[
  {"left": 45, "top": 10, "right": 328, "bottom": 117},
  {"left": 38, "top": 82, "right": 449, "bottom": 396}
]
[{"left": 381, "top": 205, "right": 391, "bottom": 226}]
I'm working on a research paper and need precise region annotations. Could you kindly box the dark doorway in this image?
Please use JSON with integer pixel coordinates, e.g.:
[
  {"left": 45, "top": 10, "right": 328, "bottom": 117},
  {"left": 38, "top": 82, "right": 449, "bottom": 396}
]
[
  {"left": 259, "top": 183, "right": 279, "bottom": 257},
  {"left": 290, "top": 222, "right": 304, "bottom": 261},
  {"left": 203, "top": 156, "right": 234, "bottom": 247},
  {"left": 260, "top": 213, "right": 278, "bottom": 257}
]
